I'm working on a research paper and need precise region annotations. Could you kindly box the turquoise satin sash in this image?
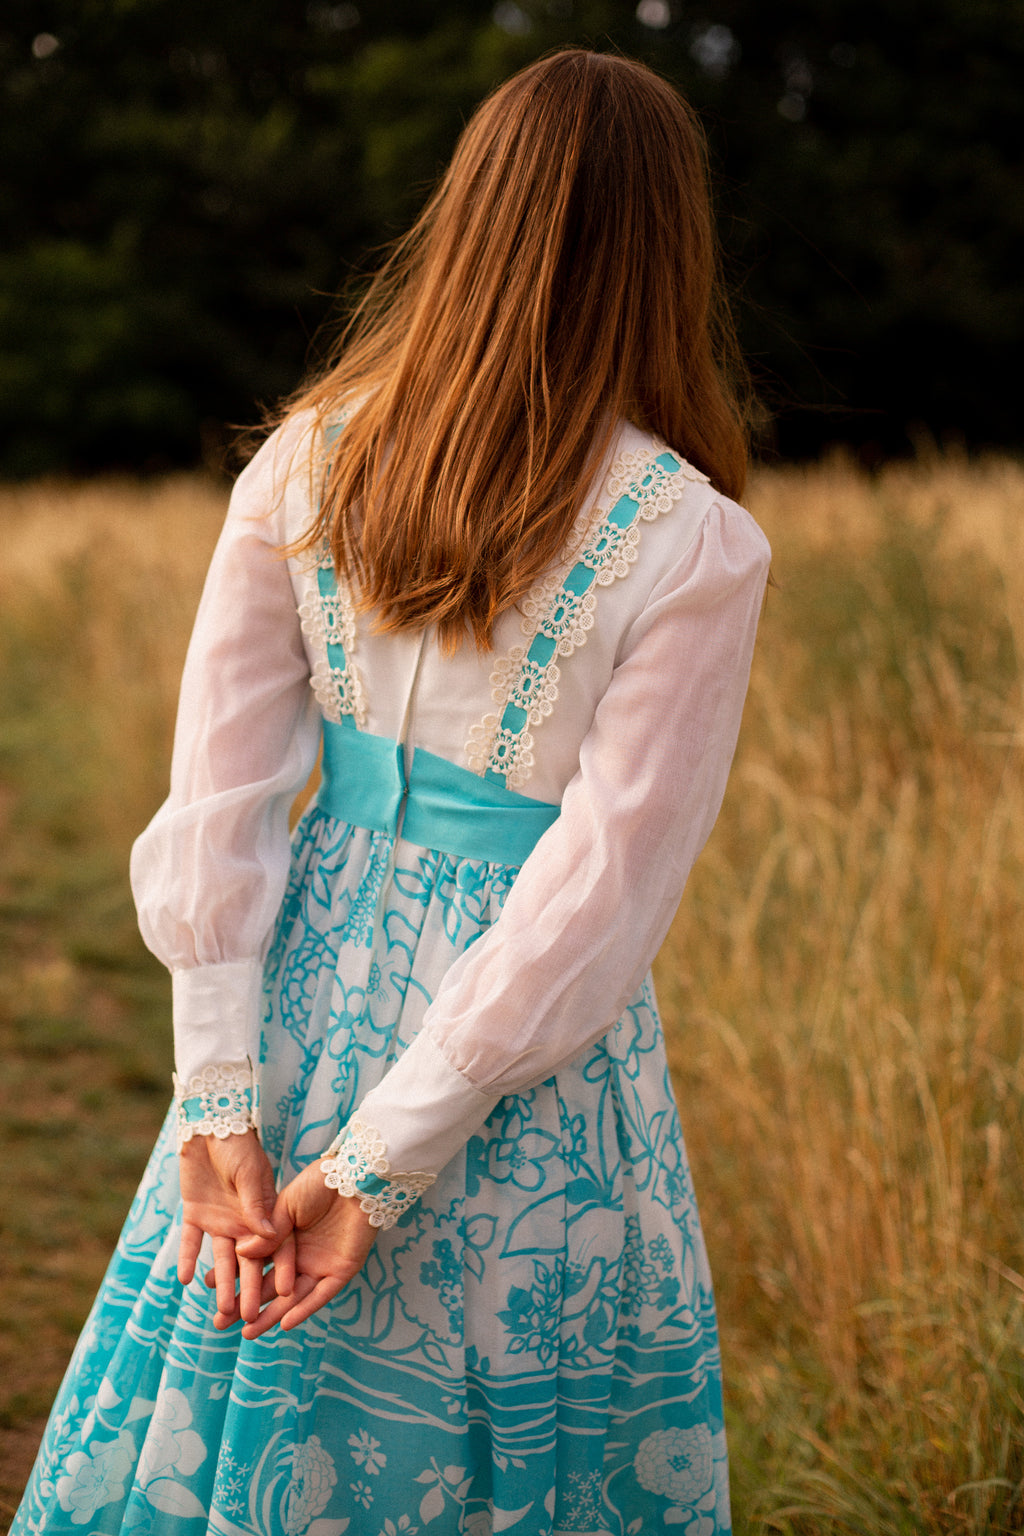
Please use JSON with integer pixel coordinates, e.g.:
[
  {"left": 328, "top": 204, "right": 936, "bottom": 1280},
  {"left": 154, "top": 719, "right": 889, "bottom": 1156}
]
[{"left": 316, "top": 717, "right": 559, "bottom": 867}]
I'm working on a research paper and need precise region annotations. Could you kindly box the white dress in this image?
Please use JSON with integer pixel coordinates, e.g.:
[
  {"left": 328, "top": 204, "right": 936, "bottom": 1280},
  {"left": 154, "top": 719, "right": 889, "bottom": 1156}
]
[{"left": 13, "top": 414, "right": 770, "bottom": 1536}]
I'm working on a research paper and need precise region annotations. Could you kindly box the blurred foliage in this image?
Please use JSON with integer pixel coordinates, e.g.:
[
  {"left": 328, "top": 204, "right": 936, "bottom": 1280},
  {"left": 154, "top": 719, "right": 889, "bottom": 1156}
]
[{"left": 1, "top": 0, "right": 1023, "bottom": 473}]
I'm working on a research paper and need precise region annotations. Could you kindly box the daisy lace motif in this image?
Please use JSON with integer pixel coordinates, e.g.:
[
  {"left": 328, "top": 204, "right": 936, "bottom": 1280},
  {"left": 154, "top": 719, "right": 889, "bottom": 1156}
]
[
  {"left": 321, "top": 1116, "right": 436, "bottom": 1230},
  {"left": 466, "top": 447, "right": 706, "bottom": 788},
  {"left": 297, "top": 543, "right": 368, "bottom": 729},
  {"left": 173, "top": 1062, "right": 257, "bottom": 1148}
]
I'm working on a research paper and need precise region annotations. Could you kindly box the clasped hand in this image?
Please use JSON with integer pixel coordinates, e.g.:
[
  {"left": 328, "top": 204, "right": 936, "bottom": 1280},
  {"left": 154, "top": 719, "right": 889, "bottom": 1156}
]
[{"left": 178, "top": 1131, "right": 376, "bottom": 1337}]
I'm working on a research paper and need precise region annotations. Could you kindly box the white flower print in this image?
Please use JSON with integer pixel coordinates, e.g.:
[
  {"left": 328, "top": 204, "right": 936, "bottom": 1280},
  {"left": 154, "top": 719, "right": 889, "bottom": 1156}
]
[
  {"left": 464, "top": 1504, "right": 538, "bottom": 1536},
  {"left": 136, "top": 1387, "right": 206, "bottom": 1487},
  {"left": 284, "top": 1436, "right": 338, "bottom": 1534},
  {"left": 55, "top": 1431, "right": 136, "bottom": 1523},
  {"left": 213, "top": 1448, "right": 253, "bottom": 1519},
  {"left": 559, "top": 1468, "right": 605, "bottom": 1530},
  {"left": 350, "top": 1479, "right": 374, "bottom": 1510},
  {"left": 634, "top": 1426, "right": 713, "bottom": 1507},
  {"left": 378, "top": 1518, "right": 418, "bottom": 1536},
  {"left": 348, "top": 1429, "right": 386, "bottom": 1476},
  {"left": 46, "top": 1394, "right": 82, "bottom": 1455}
]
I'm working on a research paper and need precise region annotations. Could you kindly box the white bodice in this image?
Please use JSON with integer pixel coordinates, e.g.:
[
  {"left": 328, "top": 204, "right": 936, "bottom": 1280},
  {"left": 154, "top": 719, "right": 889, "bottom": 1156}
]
[{"left": 131, "top": 412, "right": 770, "bottom": 1178}]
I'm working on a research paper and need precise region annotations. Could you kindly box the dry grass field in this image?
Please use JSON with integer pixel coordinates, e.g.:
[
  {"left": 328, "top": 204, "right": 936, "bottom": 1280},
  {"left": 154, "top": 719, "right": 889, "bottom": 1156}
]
[{"left": 1, "top": 455, "right": 1022, "bottom": 1532}]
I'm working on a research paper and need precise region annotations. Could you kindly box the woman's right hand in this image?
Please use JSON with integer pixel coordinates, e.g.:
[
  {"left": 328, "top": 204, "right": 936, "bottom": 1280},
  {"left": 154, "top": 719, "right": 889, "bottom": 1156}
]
[
  {"left": 235, "top": 1160, "right": 378, "bottom": 1338},
  {"left": 178, "top": 1131, "right": 279, "bottom": 1327}
]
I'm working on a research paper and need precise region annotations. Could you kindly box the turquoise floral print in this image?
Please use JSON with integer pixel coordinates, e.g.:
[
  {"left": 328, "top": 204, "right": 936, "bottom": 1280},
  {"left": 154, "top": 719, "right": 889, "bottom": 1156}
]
[
  {"left": 497, "top": 1260, "right": 565, "bottom": 1365},
  {"left": 14, "top": 800, "right": 730, "bottom": 1536},
  {"left": 484, "top": 1129, "right": 561, "bottom": 1190}
]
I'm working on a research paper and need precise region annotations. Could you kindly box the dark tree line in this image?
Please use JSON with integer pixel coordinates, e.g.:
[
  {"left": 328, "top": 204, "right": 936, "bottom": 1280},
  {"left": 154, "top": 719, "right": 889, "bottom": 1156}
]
[{"left": 2, "top": 0, "right": 1022, "bottom": 474}]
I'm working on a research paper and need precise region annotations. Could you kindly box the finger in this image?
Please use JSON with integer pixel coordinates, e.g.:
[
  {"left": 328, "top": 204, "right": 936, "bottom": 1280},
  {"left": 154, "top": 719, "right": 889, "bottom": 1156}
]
[
  {"left": 236, "top": 1163, "right": 278, "bottom": 1241},
  {"left": 235, "top": 1230, "right": 280, "bottom": 1262},
  {"left": 177, "top": 1223, "right": 203, "bottom": 1286},
  {"left": 240, "top": 1275, "right": 317, "bottom": 1341},
  {"left": 280, "top": 1273, "right": 348, "bottom": 1330},
  {"left": 211, "top": 1234, "right": 239, "bottom": 1320},
  {"left": 213, "top": 1296, "right": 242, "bottom": 1330},
  {"left": 272, "top": 1231, "right": 297, "bottom": 1298},
  {"left": 238, "top": 1254, "right": 267, "bottom": 1324}
]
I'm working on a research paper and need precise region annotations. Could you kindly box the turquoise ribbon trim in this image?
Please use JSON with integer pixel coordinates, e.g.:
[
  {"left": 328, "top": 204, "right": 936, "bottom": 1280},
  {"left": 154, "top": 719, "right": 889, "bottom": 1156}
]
[
  {"left": 320, "top": 724, "right": 405, "bottom": 833},
  {"left": 317, "top": 717, "right": 559, "bottom": 867},
  {"left": 316, "top": 557, "right": 358, "bottom": 710},
  {"left": 351, "top": 1171, "right": 389, "bottom": 1199},
  {"left": 179, "top": 1087, "right": 255, "bottom": 1125}
]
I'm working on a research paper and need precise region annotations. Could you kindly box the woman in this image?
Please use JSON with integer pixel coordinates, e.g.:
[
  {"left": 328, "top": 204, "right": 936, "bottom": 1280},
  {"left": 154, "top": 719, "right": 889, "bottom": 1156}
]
[{"left": 14, "top": 48, "right": 769, "bottom": 1536}]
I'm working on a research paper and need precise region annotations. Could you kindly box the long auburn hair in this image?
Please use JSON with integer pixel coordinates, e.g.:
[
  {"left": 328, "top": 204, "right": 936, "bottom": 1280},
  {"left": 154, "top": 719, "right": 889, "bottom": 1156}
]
[{"left": 284, "top": 48, "right": 750, "bottom": 651}]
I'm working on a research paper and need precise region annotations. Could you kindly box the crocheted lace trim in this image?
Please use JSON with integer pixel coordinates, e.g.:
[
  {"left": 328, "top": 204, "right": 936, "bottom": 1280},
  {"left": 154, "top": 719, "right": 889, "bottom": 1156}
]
[
  {"left": 173, "top": 1062, "right": 257, "bottom": 1148},
  {"left": 466, "top": 447, "right": 707, "bottom": 788},
  {"left": 297, "top": 545, "right": 369, "bottom": 729},
  {"left": 320, "top": 1115, "right": 436, "bottom": 1230},
  {"left": 292, "top": 407, "right": 368, "bottom": 726}
]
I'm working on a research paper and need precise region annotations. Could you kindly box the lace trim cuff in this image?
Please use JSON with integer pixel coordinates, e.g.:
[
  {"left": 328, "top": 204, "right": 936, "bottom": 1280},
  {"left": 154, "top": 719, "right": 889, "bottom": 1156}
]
[
  {"left": 320, "top": 1116, "right": 436, "bottom": 1230},
  {"left": 173, "top": 1062, "right": 258, "bottom": 1149}
]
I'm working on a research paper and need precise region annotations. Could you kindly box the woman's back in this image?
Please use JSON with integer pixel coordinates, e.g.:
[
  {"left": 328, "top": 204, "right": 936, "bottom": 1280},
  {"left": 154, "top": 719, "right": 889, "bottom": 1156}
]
[{"left": 283, "top": 418, "right": 765, "bottom": 801}]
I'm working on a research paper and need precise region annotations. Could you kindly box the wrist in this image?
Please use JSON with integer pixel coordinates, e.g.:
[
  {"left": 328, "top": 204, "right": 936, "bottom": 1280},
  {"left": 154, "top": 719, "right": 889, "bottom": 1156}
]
[{"left": 320, "top": 1116, "right": 435, "bottom": 1230}]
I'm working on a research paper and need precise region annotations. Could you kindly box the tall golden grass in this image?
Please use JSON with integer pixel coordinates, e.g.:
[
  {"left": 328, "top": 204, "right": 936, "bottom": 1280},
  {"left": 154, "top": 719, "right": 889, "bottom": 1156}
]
[
  {"left": 661, "top": 454, "right": 1024, "bottom": 1530},
  {"left": 1, "top": 455, "right": 1022, "bottom": 1530}
]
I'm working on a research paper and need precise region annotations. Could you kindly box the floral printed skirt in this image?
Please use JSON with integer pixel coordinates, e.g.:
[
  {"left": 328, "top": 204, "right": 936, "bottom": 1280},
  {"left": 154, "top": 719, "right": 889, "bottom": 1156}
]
[{"left": 13, "top": 807, "right": 730, "bottom": 1536}]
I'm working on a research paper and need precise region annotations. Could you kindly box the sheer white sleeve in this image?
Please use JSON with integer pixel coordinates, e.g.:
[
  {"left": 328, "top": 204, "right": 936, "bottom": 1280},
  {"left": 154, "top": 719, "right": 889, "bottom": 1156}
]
[
  {"left": 348, "top": 499, "right": 770, "bottom": 1184},
  {"left": 130, "top": 424, "right": 321, "bottom": 1135}
]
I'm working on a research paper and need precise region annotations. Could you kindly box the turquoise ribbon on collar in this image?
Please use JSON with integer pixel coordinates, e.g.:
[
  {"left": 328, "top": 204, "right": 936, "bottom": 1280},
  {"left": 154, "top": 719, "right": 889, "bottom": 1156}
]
[{"left": 317, "top": 717, "right": 559, "bottom": 867}]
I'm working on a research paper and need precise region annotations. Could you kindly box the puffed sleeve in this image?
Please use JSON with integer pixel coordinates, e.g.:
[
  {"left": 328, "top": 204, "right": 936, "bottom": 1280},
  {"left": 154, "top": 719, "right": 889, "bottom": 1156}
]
[
  {"left": 129, "top": 422, "right": 322, "bottom": 1132},
  {"left": 324, "top": 497, "right": 770, "bottom": 1213}
]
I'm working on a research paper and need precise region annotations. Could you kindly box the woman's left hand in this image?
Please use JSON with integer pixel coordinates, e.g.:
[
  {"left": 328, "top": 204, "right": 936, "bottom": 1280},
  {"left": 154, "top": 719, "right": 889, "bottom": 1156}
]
[{"left": 231, "top": 1161, "right": 378, "bottom": 1337}]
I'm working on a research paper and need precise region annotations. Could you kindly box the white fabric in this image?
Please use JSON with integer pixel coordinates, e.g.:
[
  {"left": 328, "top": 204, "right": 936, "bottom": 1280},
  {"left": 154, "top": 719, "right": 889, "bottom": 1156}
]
[
  {"left": 356, "top": 1033, "right": 502, "bottom": 1175},
  {"left": 131, "top": 414, "right": 770, "bottom": 1176},
  {"left": 170, "top": 963, "right": 264, "bottom": 1081}
]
